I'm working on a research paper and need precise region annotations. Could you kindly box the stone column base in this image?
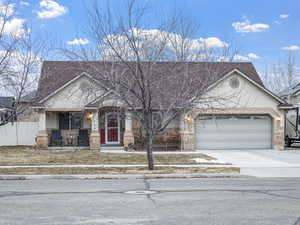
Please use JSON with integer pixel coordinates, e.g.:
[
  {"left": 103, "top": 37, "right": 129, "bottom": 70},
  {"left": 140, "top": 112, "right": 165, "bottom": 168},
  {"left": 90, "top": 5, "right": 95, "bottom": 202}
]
[
  {"left": 36, "top": 131, "right": 48, "bottom": 149},
  {"left": 89, "top": 131, "right": 100, "bottom": 150},
  {"left": 274, "top": 134, "right": 285, "bottom": 150},
  {"left": 180, "top": 132, "right": 195, "bottom": 151},
  {"left": 273, "top": 122, "right": 285, "bottom": 150},
  {"left": 123, "top": 130, "right": 134, "bottom": 147}
]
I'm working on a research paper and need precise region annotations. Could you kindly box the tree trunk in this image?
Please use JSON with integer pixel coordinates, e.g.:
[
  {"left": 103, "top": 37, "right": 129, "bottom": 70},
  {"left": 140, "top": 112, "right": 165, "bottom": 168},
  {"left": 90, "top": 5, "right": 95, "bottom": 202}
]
[
  {"left": 145, "top": 130, "right": 154, "bottom": 170},
  {"left": 145, "top": 112, "right": 154, "bottom": 170}
]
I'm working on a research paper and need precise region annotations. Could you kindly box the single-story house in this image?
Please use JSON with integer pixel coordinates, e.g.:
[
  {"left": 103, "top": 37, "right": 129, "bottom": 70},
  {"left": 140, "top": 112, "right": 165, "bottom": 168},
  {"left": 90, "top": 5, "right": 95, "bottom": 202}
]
[{"left": 32, "top": 61, "right": 289, "bottom": 151}]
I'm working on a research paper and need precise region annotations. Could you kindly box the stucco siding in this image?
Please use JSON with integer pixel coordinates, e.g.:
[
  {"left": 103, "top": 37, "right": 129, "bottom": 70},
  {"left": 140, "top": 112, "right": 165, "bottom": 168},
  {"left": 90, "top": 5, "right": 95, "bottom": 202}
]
[
  {"left": 199, "top": 72, "right": 281, "bottom": 113},
  {"left": 43, "top": 75, "right": 104, "bottom": 110},
  {"left": 46, "top": 112, "right": 58, "bottom": 129}
]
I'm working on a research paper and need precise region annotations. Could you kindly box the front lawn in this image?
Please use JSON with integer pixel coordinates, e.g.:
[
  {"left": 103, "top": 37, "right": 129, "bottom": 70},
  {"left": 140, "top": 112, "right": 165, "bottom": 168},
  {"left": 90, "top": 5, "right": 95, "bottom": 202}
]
[
  {"left": 0, "top": 146, "right": 219, "bottom": 166},
  {"left": 0, "top": 166, "right": 239, "bottom": 175}
]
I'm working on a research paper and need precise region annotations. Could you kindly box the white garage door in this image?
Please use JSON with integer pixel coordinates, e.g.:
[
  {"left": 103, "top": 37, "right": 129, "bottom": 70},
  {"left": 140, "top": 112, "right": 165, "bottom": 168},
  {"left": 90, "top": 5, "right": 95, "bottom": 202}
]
[{"left": 195, "top": 115, "right": 272, "bottom": 150}]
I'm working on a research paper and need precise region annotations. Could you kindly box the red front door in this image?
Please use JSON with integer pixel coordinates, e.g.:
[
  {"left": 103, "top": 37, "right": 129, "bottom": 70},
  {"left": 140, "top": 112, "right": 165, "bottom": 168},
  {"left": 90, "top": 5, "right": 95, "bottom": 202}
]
[{"left": 106, "top": 113, "right": 119, "bottom": 143}]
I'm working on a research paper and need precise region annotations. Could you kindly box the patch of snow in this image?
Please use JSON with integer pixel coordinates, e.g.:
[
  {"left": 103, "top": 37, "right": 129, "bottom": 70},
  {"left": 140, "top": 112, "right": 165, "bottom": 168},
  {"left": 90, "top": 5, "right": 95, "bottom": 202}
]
[{"left": 193, "top": 158, "right": 227, "bottom": 164}]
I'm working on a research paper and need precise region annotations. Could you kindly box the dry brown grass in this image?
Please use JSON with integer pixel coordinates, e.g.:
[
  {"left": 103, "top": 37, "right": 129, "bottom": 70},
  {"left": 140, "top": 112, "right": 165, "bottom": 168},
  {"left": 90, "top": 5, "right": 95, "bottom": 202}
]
[
  {"left": 0, "top": 166, "right": 239, "bottom": 175},
  {"left": 0, "top": 146, "right": 217, "bottom": 166}
]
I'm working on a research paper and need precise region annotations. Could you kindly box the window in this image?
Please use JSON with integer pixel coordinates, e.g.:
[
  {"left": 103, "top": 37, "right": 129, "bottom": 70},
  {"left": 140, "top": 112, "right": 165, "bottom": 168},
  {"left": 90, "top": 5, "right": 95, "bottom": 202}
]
[
  {"left": 71, "top": 112, "right": 82, "bottom": 129},
  {"left": 59, "top": 112, "right": 82, "bottom": 130}
]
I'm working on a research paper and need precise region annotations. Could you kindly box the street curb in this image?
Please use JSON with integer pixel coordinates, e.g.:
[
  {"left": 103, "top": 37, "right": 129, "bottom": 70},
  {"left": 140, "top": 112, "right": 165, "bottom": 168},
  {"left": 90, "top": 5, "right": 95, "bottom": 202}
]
[{"left": 0, "top": 173, "right": 247, "bottom": 180}]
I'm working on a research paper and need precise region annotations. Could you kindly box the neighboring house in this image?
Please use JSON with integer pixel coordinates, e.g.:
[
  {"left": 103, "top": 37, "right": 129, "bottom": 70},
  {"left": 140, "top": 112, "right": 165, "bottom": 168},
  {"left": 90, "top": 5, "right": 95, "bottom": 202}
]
[
  {"left": 280, "top": 83, "right": 300, "bottom": 104},
  {"left": 279, "top": 83, "right": 300, "bottom": 142},
  {"left": 18, "top": 91, "right": 39, "bottom": 122},
  {"left": 0, "top": 96, "right": 15, "bottom": 124},
  {"left": 0, "top": 92, "right": 39, "bottom": 146},
  {"left": 32, "top": 61, "right": 288, "bottom": 151}
]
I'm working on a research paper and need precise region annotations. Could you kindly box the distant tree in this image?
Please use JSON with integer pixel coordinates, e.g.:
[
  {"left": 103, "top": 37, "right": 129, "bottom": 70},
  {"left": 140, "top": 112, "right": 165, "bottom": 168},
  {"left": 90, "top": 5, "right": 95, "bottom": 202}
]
[
  {"left": 0, "top": 2, "right": 52, "bottom": 126},
  {"left": 262, "top": 52, "right": 299, "bottom": 95}
]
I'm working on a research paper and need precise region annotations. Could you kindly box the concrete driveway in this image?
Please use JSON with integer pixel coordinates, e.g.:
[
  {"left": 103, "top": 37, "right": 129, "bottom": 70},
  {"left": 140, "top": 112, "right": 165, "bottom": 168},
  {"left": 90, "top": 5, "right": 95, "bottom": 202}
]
[{"left": 200, "top": 150, "right": 300, "bottom": 177}]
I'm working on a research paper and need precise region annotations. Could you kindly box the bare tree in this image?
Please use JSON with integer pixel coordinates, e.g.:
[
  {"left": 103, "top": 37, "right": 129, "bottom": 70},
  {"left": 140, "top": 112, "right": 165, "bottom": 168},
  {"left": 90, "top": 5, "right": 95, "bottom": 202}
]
[
  {"left": 0, "top": 1, "right": 19, "bottom": 92},
  {"left": 63, "top": 0, "right": 237, "bottom": 170},
  {"left": 262, "top": 52, "right": 299, "bottom": 95},
  {"left": 2, "top": 28, "right": 53, "bottom": 124}
]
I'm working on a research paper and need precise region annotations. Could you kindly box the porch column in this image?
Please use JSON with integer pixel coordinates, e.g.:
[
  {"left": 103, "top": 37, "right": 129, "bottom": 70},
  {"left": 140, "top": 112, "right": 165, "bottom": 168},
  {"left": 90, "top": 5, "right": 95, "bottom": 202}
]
[
  {"left": 36, "top": 109, "right": 48, "bottom": 149},
  {"left": 180, "top": 113, "right": 195, "bottom": 151},
  {"left": 123, "top": 111, "right": 134, "bottom": 148},
  {"left": 89, "top": 110, "right": 100, "bottom": 150}
]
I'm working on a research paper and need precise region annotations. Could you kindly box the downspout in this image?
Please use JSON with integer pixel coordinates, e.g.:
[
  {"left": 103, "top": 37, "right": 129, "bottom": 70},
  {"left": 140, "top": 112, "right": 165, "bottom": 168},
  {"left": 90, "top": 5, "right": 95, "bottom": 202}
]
[
  {"left": 296, "top": 107, "right": 299, "bottom": 137},
  {"left": 284, "top": 110, "right": 287, "bottom": 139}
]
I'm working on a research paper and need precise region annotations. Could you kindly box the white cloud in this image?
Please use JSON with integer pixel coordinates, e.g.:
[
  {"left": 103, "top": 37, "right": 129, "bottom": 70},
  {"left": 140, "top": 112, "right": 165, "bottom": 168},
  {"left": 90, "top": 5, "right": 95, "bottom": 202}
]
[
  {"left": 95, "top": 27, "right": 234, "bottom": 62},
  {"left": 279, "top": 14, "right": 289, "bottom": 19},
  {"left": 234, "top": 53, "right": 260, "bottom": 61},
  {"left": 0, "top": 3, "right": 15, "bottom": 16},
  {"left": 67, "top": 38, "right": 90, "bottom": 45},
  {"left": 247, "top": 53, "right": 260, "bottom": 59},
  {"left": 275, "top": 14, "right": 289, "bottom": 25},
  {"left": 282, "top": 45, "right": 300, "bottom": 51},
  {"left": 233, "top": 54, "right": 249, "bottom": 61},
  {"left": 20, "top": 1, "right": 29, "bottom": 6},
  {"left": 128, "top": 28, "right": 228, "bottom": 49},
  {"left": 101, "top": 28, "right": 229, "bottom": 60},
  {"left": 37, "top": 0, "right": 68, "bottom": 19},
  {"left": 232, "top": 19, "right": 270, "bottom": 33},
  {"left": 0, "top": 17, "right": 26, "bottom": 37},
  {"left": 198, "top": 37, "right": 228, "bottom": 48}
]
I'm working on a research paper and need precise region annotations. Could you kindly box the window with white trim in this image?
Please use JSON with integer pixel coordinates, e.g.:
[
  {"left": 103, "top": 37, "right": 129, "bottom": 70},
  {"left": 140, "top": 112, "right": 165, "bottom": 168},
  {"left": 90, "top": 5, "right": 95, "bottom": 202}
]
[{"left": 59, "top": 112, "right": 83, "bottom": 130}]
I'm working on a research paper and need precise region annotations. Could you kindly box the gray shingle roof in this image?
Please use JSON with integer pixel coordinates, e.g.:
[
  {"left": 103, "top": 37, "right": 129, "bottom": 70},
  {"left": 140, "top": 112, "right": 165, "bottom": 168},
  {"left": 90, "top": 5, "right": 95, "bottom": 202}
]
[
  {"left": 35, "top": 61, "right": 264, "bottom": 105},
  {"left": 20, "top": 90, "right": 37, "bottom": 103}
]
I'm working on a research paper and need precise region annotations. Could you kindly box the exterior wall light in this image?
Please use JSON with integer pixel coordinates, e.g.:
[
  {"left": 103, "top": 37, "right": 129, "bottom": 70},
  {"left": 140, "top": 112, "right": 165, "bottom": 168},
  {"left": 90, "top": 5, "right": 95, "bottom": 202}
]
[
  {"left": 275, "top": 116, "right": 282, "bottom": 121},
  {"left": 87, "top": 112, "right": 93, "bottom": 120},
  {"left": 184, "top": 115, "right": 192, "bottom": 123}
]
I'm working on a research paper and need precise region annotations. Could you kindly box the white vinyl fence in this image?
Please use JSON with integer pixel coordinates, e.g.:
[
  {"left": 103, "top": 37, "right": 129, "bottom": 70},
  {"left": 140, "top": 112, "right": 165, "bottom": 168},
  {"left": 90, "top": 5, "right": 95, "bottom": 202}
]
[{"left": 0, "top": 122, "right": 38, "bottom": 146}]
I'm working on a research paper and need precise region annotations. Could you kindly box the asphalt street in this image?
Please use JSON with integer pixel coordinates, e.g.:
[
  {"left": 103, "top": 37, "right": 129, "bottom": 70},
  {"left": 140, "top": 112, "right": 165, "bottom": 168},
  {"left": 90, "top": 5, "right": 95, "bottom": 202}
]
[{"left": 1, "top": 177, "right": 300, "bottom": 225}]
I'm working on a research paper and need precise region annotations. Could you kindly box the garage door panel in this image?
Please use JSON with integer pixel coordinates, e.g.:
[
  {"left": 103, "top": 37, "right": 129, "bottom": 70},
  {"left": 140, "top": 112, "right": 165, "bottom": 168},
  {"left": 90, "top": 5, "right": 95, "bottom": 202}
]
[
  {"left": 196, "top": 134, "right": 270, "bottom": 142},
  {"left": 195, "top": 115, "right": 272, "bottom": 150}
]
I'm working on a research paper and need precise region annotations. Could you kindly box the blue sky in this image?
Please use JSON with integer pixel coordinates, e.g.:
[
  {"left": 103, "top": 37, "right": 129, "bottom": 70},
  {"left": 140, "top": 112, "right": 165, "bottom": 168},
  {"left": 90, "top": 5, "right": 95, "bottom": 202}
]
[{"left": 10, "top": 0, "right": 300, "bottom": 73}]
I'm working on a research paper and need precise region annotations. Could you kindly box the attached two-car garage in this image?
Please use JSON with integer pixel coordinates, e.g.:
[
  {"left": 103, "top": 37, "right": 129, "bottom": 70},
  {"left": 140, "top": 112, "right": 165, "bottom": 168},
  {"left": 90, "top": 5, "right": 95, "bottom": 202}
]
[{"left": 195, "top": 115, "right": 272, "bottom": 150}]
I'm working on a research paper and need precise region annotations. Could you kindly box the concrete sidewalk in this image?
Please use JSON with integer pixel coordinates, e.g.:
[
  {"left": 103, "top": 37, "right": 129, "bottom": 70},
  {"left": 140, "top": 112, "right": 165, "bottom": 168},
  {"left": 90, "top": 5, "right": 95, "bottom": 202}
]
[
  {"left": 101, "top": 150, "right": 204, "bottom": 154},
  {"left": 0, "top": 164, "right": 234, "bottom": 169}
]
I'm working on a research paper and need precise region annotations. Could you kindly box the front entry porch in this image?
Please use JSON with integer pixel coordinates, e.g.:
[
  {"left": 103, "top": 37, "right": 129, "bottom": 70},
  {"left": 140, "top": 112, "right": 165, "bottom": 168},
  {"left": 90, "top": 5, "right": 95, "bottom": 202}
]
[
  {"left": 89, "top": 107, "right": 134, "bottom": 150},
  {"left": 36, "top": 108, "right": 135, "bottom": 150}
]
